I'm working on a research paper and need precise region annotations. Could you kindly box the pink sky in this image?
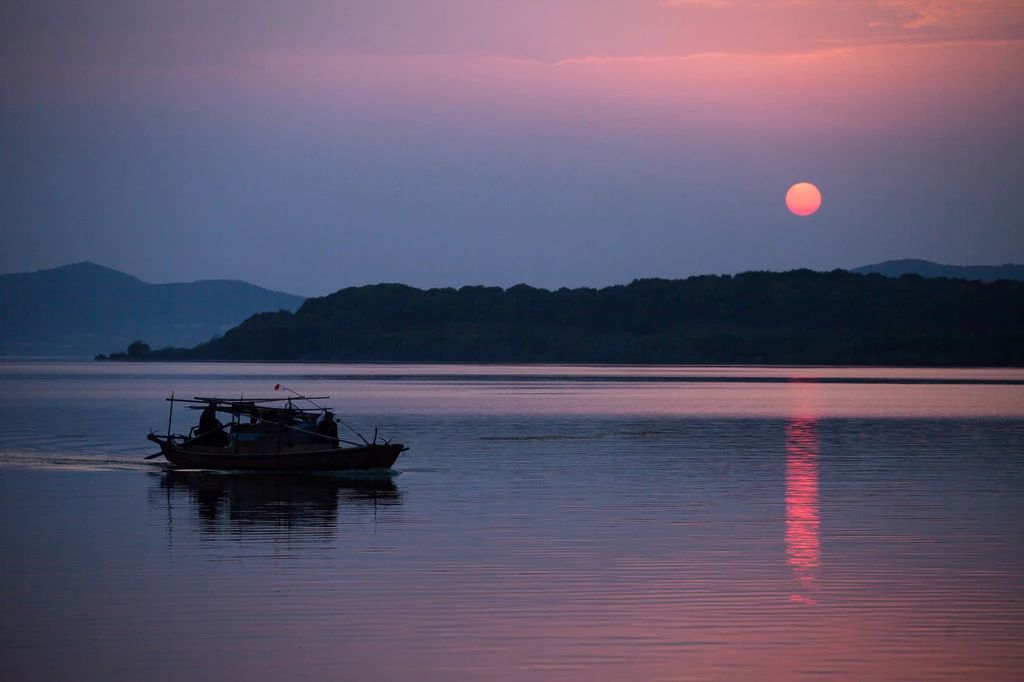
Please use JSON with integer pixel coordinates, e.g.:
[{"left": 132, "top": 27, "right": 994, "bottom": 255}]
[
  {"left": 6, "top": 1, "right": 1022, "bottom": 119},
  {"left": 1, "top": 1, "right": 1022, "bottom": 292}
]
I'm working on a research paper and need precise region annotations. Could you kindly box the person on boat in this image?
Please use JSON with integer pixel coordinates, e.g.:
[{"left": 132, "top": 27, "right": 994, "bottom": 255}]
[
  {"left": 316, "top": 410, "right": 340, "bottom": 448},
  {"left": 197, "top": 402, "right": 229, "bottom": 447},
  {"left": 277, "top": 409, "right": 298, "bottom": 446}
]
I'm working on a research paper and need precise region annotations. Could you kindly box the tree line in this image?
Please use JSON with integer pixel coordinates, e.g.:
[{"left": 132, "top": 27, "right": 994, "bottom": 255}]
[{"left": 108, "top": 270, "right": 1024, "bottom": 366}]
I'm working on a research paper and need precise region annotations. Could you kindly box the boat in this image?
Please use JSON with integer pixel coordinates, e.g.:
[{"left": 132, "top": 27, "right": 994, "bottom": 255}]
[{"left": 146, "top": 393, "right": 407, "bottom": 471}]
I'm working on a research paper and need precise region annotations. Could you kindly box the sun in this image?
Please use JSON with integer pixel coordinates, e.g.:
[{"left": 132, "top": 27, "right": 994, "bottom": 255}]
[{"left": 786, "top": 182, "right": 822, "bottom": 217}]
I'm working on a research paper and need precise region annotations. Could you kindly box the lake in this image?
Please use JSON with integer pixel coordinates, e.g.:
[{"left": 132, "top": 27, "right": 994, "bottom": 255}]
[{"left": 1, "top": 361, "right": 1022, "bottom": 681}]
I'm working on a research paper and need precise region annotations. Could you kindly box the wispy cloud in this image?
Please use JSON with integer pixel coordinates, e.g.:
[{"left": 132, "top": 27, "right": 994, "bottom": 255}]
[
  {"left": 876, "top": 0, "right": 994, "bottom": 29},
  {"left": 664, "top": 0, "right": 1019, "bottom": 32},
  {"left": 655, "top": 0, "right": 1024, "bottom": 60},
  {"left": 2, "top": 0, "right": 1021, "bottom": 100}
]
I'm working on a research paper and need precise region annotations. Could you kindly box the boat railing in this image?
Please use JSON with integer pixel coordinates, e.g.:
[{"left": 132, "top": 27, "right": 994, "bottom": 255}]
[
  {"left": 159, "top": 393, "right": 392, "bottom": 450},
  {"left": 165, "top": 417, "right": 366, "bottom": 450}
]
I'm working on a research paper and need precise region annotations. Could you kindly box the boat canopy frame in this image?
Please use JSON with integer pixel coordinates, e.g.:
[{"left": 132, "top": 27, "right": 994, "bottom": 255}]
[{"left": 155, "top": 394, "right": 387, "bottom": 449}]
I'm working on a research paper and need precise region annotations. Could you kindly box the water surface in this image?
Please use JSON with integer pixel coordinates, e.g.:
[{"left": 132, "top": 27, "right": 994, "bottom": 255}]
[{"left": 1, "top": 361, "right": 1022, "bottom": 680}]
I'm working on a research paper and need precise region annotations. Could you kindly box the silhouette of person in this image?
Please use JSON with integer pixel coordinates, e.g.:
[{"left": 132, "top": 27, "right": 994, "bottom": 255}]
[
  {"left": 198, "top": 403, "right": 229, "bottom": 447},
  {"left": 317, "top": 410, "right": 340, "bottom": 449}
]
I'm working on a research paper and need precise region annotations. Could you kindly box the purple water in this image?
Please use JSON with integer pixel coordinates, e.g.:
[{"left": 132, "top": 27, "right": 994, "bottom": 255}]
[{"left": 1, "top": 361, "right": 1022, "bottom": 680}]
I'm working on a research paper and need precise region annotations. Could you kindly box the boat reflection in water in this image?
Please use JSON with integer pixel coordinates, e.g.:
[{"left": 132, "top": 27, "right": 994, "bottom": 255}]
[
  {"left": 150, "top": 470, "right": 401, "bottom": 535},
  {"left": 785, "top": 415, "right": 820, "bottom": 604}
]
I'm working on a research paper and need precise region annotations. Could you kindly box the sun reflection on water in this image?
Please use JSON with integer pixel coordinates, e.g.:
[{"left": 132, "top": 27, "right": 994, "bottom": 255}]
[{"left": 786, "top": 415, "right": 820, "bottom": 604}]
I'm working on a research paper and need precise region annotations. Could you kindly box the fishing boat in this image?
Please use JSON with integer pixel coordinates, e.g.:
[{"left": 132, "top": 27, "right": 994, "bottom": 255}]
[{"left": 146, "top": 392, "right": 407, "bottom": 471}]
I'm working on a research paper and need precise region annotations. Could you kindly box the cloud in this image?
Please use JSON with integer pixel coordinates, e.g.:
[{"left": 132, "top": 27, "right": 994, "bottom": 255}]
[
  {"left": 658, "top": 0, "right": 1023, "bottom": 59},
  {"left": 663, "top": 1, "right": 812, "bottom": 5},
  {"left": 664, "top": 0, "right": 1021, "bottom": 33},
  {"left": 877, "top": 0, "right": 993, "bottom": 28},
  {"left": 2, "top": 0, "right": 1022, "bottom": 105}
]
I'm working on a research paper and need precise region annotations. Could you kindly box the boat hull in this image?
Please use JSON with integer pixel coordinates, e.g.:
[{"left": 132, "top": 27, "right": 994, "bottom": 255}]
[{"left": 150, "top": 436, "right": 405, "bottom": 471}]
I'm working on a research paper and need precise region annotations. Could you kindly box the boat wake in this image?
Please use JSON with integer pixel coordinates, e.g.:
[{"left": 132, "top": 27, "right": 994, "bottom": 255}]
[
  {"left": 480, "top": 434, "right": 596, "bottom": 442},
  {"left": 0, "top": 450, "right": 164, "bottom": 472}
]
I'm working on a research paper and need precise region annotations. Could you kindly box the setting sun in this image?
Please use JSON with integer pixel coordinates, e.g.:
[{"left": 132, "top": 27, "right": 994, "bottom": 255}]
[{"left": 786, "top": 182, "right": 822, "bottom": 217}]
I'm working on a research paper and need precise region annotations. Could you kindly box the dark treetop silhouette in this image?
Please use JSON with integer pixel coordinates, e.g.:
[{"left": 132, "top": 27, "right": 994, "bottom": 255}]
[{"left": 116, "top": 269, "right": 1023, "bottom": 366}]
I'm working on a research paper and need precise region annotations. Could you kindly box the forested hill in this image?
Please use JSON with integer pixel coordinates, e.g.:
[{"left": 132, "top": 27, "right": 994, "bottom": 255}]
[{"left": 148, "top": 270, "right": 1024, "bottom": 366}]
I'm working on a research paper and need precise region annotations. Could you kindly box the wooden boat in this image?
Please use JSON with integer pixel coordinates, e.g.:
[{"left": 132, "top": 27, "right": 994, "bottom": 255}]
[{"left": 146, "top": 393, "right": 407, "bottom": 471}]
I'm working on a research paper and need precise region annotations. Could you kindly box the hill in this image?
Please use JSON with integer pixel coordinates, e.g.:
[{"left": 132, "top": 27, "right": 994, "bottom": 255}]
[
  {"left": 0, "top": 262, "right": 303, "bottom": 356},
  {"left": 146, "top": 269, "right": 1023, "bottom": 366},
  {"left": 852, "top": 259, "right": 1024, "bottom": 282}
]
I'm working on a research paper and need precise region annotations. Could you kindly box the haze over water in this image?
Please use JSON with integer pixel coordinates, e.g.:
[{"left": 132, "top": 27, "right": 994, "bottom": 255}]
[{"left": 1, "top": 361, "right": 1022, "bottom": 680}]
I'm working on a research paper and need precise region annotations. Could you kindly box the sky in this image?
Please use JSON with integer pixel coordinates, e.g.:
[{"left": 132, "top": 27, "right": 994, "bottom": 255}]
[{"left": 2, "top": 1, "right": 1022, "bottom": 296}]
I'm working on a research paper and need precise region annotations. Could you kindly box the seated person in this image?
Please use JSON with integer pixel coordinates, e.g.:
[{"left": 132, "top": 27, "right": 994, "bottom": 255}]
[
  {"left": 197, "top": 403, "right": 230, "bottom": 447},
  {"left": 316, "top": 410, "right": 340, "bottom": 448}
]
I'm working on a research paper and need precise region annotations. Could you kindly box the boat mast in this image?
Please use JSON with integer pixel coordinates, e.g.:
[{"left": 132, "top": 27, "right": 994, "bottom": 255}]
[
  {"left": 167, "top": 392, "right": 174, "bottom": 440},
  {"left": 233, "top": 395, "right": 241, "bottom": 454}
]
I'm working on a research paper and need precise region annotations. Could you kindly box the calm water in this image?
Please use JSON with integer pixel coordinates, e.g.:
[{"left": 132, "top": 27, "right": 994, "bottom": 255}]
[{"left": 1, "top": 361, "right": 1022, "bottom": 681}]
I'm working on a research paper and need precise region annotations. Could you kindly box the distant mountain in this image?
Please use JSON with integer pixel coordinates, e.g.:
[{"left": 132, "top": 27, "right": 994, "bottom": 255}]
[
  {"left": 0, "top": 262, "right": 303, "bottom": 356},
  {"left": 146, "top": 270, "right": 1024, "bottom": 366},
  {"left": 852, "top": 259, "right": 1024, "bottom": 282}
]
